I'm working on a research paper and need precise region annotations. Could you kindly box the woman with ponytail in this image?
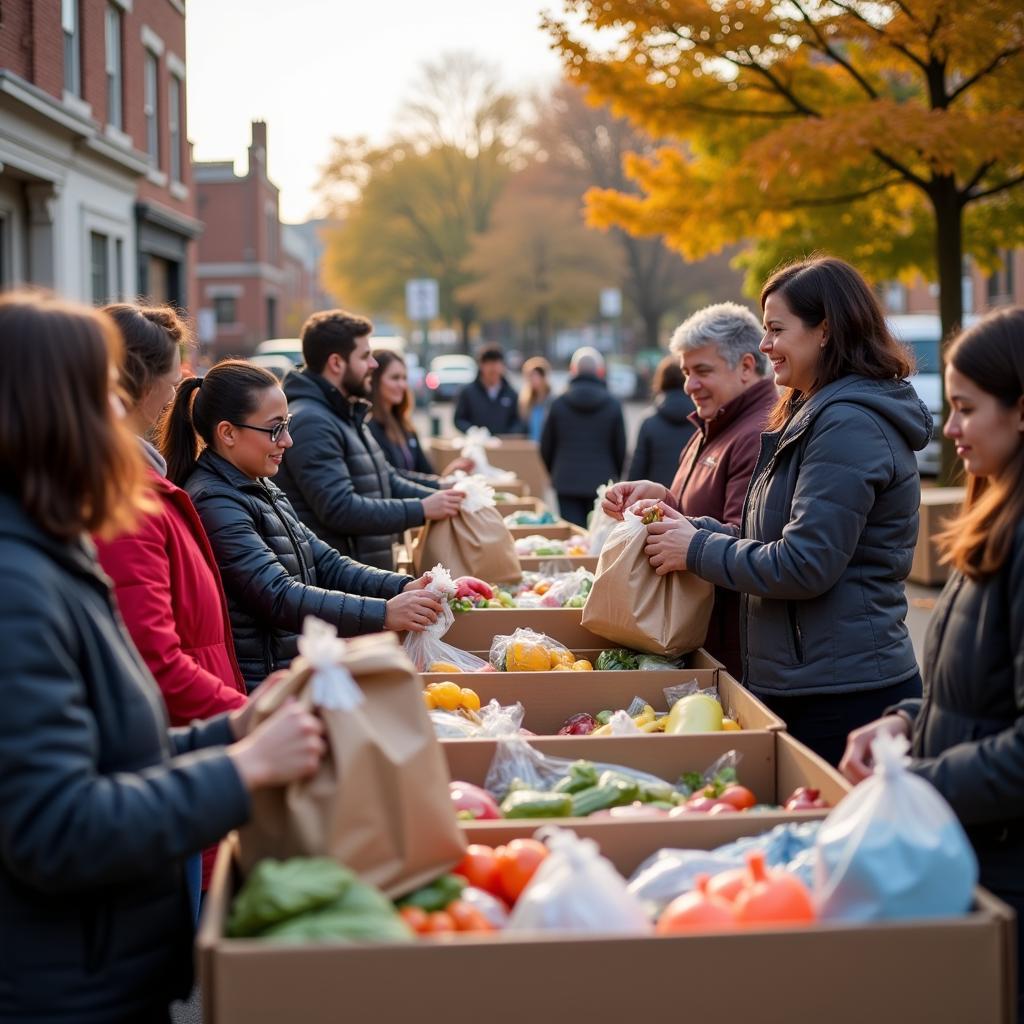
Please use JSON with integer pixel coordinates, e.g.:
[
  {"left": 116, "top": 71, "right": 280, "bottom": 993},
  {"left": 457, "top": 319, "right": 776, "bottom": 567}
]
[
  {"left": 842, "top": 307, "right": 1024, "bottom": 1015},
  {"left": 159, "top": 359, "right": 442, "bottom": 688}
]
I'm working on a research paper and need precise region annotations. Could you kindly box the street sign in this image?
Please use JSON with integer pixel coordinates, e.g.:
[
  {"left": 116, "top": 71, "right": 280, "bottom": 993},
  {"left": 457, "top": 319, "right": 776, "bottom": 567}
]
[
  {"left": 406, "top": 278, "right": 439, "bottom": 321},
  {"left": 197, "top": 308, "right": 216, "bottom": 344},
  {"left": 600, "top": 287, "right": 622, "bottom": 318}
]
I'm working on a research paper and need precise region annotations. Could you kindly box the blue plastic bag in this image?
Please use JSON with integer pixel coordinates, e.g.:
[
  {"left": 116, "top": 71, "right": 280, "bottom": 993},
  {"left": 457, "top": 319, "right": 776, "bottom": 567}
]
[{"left": 814, "top": 732, "right": 977, "bottom": 922}]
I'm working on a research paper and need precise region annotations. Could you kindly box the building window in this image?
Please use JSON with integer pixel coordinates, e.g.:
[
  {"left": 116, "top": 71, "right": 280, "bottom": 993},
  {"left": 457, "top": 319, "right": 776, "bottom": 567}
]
[
  {"left": 114, "top": 238, "right": 124, "bottom": 300},
  {"left": 266, "top": 295, "right": 278, "bottom": 338},
  {"left": 987, "top": 249, "right": 1015, "bottom": 304},
  {"left": 213, "top": 296, "right": 237, "bottom": 325},
  {"left": 90, "top": 232, "right": 110, "bottom": 304},
  {"left": 62, "top": 0, "right": 81, "bottom": 96},
  {"left": 144, "top": 52, "right": 160, "bottom": 167},
  {"left": 105, "top": 5, "right": 123, "bottom": 130},
  {"left": 169, "top": 75, "right": 183, "bottom": 183}
]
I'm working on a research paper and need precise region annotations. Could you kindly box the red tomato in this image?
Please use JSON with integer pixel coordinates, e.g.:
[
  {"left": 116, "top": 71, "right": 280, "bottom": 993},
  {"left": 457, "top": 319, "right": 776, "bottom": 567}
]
[
  {"left": 453, "top": 844, "right": 502, "bottom": 896},
  {"left": 423, "top": 910, "right": 457, "bottom": 934},
  {"left": 495, "top": 839, "right": 549, "bottom": 904},
  {"left": 447, "top": 899, "right": 495, "bottom": 933},
  {"left": 398, "top": 905, "right": 429, "bottom": 934},
  {"left": 708, "top": 802, "right": 737, "bottom": 815},
  {"left": 718, "top": 785, "right": 757, "bottom": 811}
]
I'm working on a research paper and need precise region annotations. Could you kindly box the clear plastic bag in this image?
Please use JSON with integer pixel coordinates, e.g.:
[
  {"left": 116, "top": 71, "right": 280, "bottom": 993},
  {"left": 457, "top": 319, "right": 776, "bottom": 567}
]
[
  {"left": 814, "top": 732, "right": 978, "bottom": 922},
  {"left": 429, "top": 699, "right": 525, "bottom": 739},
  {"left": 403, "top": 564, "right": 489, "bottom": 672},
  {"left": 489, "top": 628, "right": 573, "bottom": 672},
  {"left": 586, "top": 482, "right": 618, "bottom": 557},
  {"left": 608, "top": 709, "right": 643, "bottom": 736},
  {"left": 506, "top": 827, "right": 652, "bottom": 934},
  {"left": 664, "top": 679, "right": 718, "bottom": 706},
  {"left": 457, "top": 428, "right": 516, "bottom": 485},
  {"left": 627, "top": 822, "right": 822, "bottom": 914},
  {"left": 543, "top": 568, "right": 594, "bottom": 608}
]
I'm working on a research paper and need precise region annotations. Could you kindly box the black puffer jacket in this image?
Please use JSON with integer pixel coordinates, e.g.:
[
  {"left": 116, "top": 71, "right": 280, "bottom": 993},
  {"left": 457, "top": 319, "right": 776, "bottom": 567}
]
[
  {"left": 628, "top": 390, "right": 698, "bottom": 487},
  {"left": 541, "top": 374, "right": 627, "bottom": 496},
  {"left": 453, "top": 376, "right": 525, "bottom": 435},
  {"left": 891, "top": 522, "right": 1024, "bottom": 893},
  {"left": 367, "top": 417, "right": 441, "bottom": 487},
  {"left": 185, "top": 449, "right": 411, "bottom": 689},
  {"left": 0, "top": 493, "right": 250, "bottom": 1022},
  {"left": 688, "top": 374, "right": 931, "bottom": 697},
  {"left": 277, "top": 370, "right": 433, "bottom": 570}
]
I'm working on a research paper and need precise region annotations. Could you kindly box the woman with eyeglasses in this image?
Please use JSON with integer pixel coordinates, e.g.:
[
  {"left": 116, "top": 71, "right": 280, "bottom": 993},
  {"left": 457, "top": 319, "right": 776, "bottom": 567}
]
[{"left": 159, "top": 359, "right": 443, "bottom": 690}]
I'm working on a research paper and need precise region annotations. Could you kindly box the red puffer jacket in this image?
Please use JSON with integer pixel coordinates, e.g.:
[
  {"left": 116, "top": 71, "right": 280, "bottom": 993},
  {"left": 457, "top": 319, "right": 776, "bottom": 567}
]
[{"left": 96, "top": 469, "right": 247, "bottom": 888}]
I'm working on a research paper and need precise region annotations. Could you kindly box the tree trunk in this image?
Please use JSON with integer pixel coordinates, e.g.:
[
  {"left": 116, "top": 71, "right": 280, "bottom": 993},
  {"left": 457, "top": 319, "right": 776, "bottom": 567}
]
[
  {"left": 457, "top": 309, "right": 473, "bottom": 355},
  {"left": 931, "top": 177, "right": 964, "bottom": 484},
  {"left": 641, "top": 308, "right": 661, "bottom": 350}
]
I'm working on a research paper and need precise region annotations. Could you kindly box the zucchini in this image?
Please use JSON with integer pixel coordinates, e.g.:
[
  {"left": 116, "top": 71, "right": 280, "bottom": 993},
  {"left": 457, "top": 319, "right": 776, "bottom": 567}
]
[{"left": 500, "top": 790, "right": 573, "bottom": 819}]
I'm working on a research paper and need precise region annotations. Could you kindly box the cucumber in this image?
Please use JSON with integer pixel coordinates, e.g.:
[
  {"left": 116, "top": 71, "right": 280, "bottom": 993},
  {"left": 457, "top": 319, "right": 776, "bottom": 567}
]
[{"left": 500, "top": 790, "right": 573, "bottom": 819}]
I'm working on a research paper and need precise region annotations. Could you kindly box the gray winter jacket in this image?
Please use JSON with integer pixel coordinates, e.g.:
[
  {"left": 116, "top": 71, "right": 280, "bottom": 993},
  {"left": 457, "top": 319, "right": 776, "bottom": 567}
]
[{"left": 687, "top": 374, "right": 932, "bottom": 698}]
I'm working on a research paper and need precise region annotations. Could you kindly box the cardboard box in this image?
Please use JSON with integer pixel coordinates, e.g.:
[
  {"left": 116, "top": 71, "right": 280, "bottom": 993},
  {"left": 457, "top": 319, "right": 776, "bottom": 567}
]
[
  {"left": 910, "top": 486, "right": 965, "bottom": 585},
  {"left": 430, "top": 436, "right": 551, "bottom": 499},
  {"left": 517, "top": 553, "right": 598, "bottom": 573},
  {"left": 199, "top": 802, "right": 1015, "bottom": 1024},
  {"left": 442, "top": 605, "right": 612, "bottom": 650},
  {"left": 495, "top": 495, "right": 545, "bottom": 518},
  {"left": 432, "top": 666, "right": 783, "bottom": 735},
  {"left": 505, "top": 522, "right": 583, "bottom": 540}
]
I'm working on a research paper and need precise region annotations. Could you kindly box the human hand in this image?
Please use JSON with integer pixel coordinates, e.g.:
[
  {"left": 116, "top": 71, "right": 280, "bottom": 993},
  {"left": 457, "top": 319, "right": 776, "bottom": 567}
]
[
  {"left": 403, "top": 573, "right": 434, "bottom": 592},
  {"left": 229, "top": 700, "right": 326, "bottom": 790},
  {"left": 422, "top": 488, "right": 465, "bottom": 520},
  {"left": 442, "top": 456, "right": 475, "bottom": 476},
  {"left": 228, "top": 670, "right": 289, "bottom": 740},
  {"left": 385, "top": 589, "right": 444, "bottom": 631},
  {"left": 839, "top": 715, "right": 910, "bottom": 784},
  {"left": 643, "top": 511, "right": 698, "bottom": 575},
  {"left": 601, "top": 480, "right": 667, "bottom": 521}
]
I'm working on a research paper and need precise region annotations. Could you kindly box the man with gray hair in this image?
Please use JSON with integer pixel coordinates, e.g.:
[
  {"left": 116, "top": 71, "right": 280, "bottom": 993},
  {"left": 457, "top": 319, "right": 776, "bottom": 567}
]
[
  {"left": 541, "top": 346, "right": 626, "bottom": 527},
  {"left": 603, "top": 302, "right": 776, "bottom": 675}
]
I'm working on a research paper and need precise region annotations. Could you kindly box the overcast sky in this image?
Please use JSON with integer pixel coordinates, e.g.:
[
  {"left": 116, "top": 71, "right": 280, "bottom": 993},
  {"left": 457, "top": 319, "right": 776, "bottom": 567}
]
[{"left": 186, "top": 0, "right": 564, "bottom": 223}]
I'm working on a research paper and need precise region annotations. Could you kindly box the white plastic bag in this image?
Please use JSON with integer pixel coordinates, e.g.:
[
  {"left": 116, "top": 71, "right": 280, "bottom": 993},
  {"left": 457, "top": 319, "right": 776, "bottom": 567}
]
[
  {"left": 402, "top": 564, "right": 488, "bottom": 672},
  {"left": 297, "top": 617, "right": 364, "bottom": 711},
  {"left": 506, "top": 827, "right": 652, "bottom": 934},
  {"left": 814, "top": 732, "right": 978, "bottom": 922},
  {"left": 429, "top": 699, "right": 525, "bottom": 739},
  {"left": 586, "top": 482, "right": 617, "bottom": 556},
  {"left": 457, "top": 428, "right": 516, "bottom": 484}
]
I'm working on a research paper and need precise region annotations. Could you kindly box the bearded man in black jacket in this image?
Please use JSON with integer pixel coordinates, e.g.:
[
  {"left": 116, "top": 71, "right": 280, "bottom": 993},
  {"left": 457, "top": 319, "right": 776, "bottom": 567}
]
[{"left": 277, "top": 310, "right": 463, "bottom": 570}]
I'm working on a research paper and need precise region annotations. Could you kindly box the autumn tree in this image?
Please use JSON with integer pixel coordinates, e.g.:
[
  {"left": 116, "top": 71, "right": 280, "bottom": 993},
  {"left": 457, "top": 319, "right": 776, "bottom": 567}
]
[
  {"left": 318, "top": 53, "right": 521, "bottom": 348},
  {"left": 533, "top": 81, "right": 746, "bottom": 350},
  {"left": 457, "top": 161, "right": 621, "bottom": 349},
  {"left": 544, "top": 0, "right": 1024, "bottom": 356}
]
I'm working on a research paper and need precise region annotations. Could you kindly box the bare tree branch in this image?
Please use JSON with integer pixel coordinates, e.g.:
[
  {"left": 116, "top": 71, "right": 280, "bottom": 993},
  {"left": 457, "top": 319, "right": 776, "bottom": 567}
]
[
  {"left": 783, "top": 177, "right": 903, "bottom": 208},
  {"left": 948, "top": 45, "right": 1024, "bottom": 103},
  {"left": 961, "top": 159, "right": 996, "bottom": 198},
  {"left": 788, "top": 0, "right": 879, "bottom": 99},
  {"left": 968, "top": 171, "right": 1024, "bottom": 202},
  {"left": 827, "top": 0, "right": 930, "bottom": 71},
  {"left": 871, "top": 147, "right": 931, "bottom": 193}
]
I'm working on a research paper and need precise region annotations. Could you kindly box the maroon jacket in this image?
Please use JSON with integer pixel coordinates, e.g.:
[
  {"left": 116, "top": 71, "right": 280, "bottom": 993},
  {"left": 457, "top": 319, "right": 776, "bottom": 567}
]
[{"left": 666, "top": 377, "right": 777, "bottom": 676}]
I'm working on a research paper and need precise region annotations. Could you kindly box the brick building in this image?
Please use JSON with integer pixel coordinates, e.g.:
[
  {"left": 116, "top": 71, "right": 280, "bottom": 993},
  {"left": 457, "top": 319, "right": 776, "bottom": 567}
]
[
  {"left": 0, "top": 0, "right": 200, "bottom": 306},
  {"left": 194, "top": 120, "right": 330, "bottom": 356}
]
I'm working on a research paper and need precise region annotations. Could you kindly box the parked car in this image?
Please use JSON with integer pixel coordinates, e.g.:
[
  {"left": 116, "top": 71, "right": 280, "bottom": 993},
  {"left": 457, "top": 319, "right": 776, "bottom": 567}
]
[
  {"left": 606, "top": 359, "right": 639, "bottom": 401},
  {"left": 426, "top": 354, "right": 477, "bottom": 402},
  {"left": 887, "top": 314, "right": 945, "bottom": 476},
  {"left": 255, "top": 337, "right": 303, "bottom": 366},
  {"left": 249, "top": 353, "right": 294, "bottom": 382}
]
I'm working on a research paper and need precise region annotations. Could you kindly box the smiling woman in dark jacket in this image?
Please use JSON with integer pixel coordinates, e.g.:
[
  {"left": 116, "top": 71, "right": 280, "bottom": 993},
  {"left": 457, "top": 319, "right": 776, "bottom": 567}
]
[
  {"left": 0, "top": 293, "right": 326, "bottom": 1022},
  {"left": 641, "top": 257, "right": 930, "bottom": 764},
  {"left": 159, "top": 360, "right": 443, "bottom": 689},
  {"left": 841, "top": 307, "right": 1024, "bottom": 1015}
]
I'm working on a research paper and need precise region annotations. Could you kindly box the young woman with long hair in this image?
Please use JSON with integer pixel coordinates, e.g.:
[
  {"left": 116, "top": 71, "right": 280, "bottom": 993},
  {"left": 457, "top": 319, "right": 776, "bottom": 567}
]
[
  {"left": 0, "top": 292, "right": 324, "bottom": 1022},
  {"left": 367, "top": 348, "right": 472, "bottom": 483},
  {"left": 159, "top": 359, "right": 442, "bottom": 689},
  {"left": 639, "top": 256, "right": 932, "bottom": 764},
  {"left": 841, "top": 307, "right": 1024, "bottom": 1014},
  {"left": 518, "top": 355, "right": 553, "bottom": 443}
]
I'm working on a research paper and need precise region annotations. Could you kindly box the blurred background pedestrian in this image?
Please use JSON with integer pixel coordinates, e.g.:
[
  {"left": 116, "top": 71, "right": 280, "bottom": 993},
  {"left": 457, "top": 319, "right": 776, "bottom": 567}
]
[{"left": 627, "top": 354, "right": 696, "bottom": 487}]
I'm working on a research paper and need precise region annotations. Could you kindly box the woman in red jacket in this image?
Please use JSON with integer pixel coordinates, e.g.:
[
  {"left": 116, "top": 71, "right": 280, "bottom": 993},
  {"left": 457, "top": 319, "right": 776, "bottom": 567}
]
[{"left": 94, "top": 303, "right": 247, "bottom": 896}]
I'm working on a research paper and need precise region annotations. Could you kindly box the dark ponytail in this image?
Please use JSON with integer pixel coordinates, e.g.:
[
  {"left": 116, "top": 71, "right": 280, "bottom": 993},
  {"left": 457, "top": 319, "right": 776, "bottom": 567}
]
[{"left": 158, "top": 359, "right": 278, "bottom": 486}]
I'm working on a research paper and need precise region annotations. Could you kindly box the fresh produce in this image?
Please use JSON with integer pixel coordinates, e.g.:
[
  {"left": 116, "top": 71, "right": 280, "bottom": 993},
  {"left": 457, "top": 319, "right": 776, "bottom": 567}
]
[
  {"left": 449, "top": 781, "right": 502, "bottom": 820},
  {"left": 594, "top": 648, "right": 640, "bottom": 672},
  {"left": 569, "top": 771, "right": 641, "bottom": 816},
  {"left": 495, "top": 839, "right": 548, "bottom": 903},
  {"left": 454, "top": 576, "right": 494, "bottom": 602},
  {"left": 423, "top": 682, "right": 480, "bottom": 712},
  {"left": 398, "top": 874, "right": 467, "bottom": 914},
  {"left": 229, "top": 858, "right": 412, "bottom": 943},
  {"left": 397, "top": 874, "right": 496, "bottom": 935},
  {"left": 717, "top": 784, "right": 758, "bottom": 811},
  {"left": 656, "top": 875, "right": 736, "bottom": 934},
  {"left": 500, "top": 790, "right": 574, "bottom": 818},
  {"left": 557, "top": 712, "right": 599, "bottom": 736},
  {"left": 572, "top": 659, "right": 594, "bottom": 671},
  {"left": 641, "top": 506, "right": 665, "bottom": 525},
  {"left": 514, "top": 535, "right": 589, "bottom": 558},
  {"left": 665, "top": 692, "right": 725, "bottom": 734},
  {"left": 589, "top": 702, "right": 665, "bottom": 736},
  {"left": 732, "top": 851, "right": 816, "bottom": 926},
  {"left": 428, "top": 661, "right": 463, "bottom": 674},
  {"left": 783, "top": 786, "right": 830, "bottom": 811},
  {"left": 588, "top": 802, "right": 671, "bottom": 820},
  {"left": 503, "top": 510, "right": 556, "bottom": 526},
  {"left": 458, "top": 885, "right": 511, "bottom": 928},
  {"left": 490, "top": 629, "right": 576, "bottom": 672},
  {"left": 453, "top": 845, "right": 502, "bottom": 894}
]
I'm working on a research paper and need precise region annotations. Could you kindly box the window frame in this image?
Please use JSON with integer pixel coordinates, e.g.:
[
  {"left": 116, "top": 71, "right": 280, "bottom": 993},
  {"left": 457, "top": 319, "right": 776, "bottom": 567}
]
[
  {"left": 62, "top": 0, "right": 81, "bottom": 97},
  {"left": 104, "top": 5, "right": 124, "bottom": 130},
  {"left": 143, "top": 50, "right": 161, "bottom": 167},
  {"left": 168, "top": 73, "right": 183, "bottom": 183}
]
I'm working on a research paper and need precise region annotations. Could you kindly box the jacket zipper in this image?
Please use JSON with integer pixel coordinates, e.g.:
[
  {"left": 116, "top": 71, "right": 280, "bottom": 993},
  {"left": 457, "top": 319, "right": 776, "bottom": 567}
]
[
  {"left": 263, "top": 483, "right": 312, "bottom": 584},
  {"left": 787, "top": 602, "right": 805, "bottom": 663}
]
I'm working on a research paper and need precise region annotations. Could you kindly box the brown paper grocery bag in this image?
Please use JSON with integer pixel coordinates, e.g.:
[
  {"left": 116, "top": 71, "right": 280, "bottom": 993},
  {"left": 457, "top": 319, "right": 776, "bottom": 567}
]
[
  {"left": 412, "top": 506, "right": 521, "bottom": 583},
  {"left": 235, "top": 624, "right": 465, "bottom": 897},
  {"left": 582, "top": 513, "right": 714, "bottom": 657}
]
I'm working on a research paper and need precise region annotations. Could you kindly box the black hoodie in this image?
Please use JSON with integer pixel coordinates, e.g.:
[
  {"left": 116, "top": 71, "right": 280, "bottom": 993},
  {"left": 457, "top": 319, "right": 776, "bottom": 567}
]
[{"left": 541, "top": 373, "right": 627, "bottom": 496}]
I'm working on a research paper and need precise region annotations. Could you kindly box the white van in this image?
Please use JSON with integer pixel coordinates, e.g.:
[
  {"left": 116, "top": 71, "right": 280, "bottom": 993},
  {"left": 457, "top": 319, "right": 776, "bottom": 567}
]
[{"left": 887, "top": 315, "right": 942, "bottom": 475}]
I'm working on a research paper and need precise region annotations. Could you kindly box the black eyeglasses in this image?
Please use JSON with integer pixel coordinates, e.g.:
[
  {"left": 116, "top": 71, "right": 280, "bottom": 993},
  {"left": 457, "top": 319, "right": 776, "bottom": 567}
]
[{"left": 230, "top": 414, "right": 293, "bottom": 443}]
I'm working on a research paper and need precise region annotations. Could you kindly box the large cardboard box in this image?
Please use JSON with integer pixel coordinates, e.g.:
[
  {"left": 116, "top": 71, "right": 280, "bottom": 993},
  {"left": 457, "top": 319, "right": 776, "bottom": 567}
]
[
  {"left": 442, "top": 605, "right": 612, "bottom": 650},
  {"left": 495, "top": 495, "right": 545, "bottom": 518},
  {"left": 430, "top": 436, "right": 551, "bottom": 499},
  {"left": 199, "top": 799, "right": 1016, "bottom": 1024},
  {"left": 910, "top": 486, "right": 965, "bottom": 585},
  {"left": 505, "top": 521, "right": 584, "bottom": 540}
]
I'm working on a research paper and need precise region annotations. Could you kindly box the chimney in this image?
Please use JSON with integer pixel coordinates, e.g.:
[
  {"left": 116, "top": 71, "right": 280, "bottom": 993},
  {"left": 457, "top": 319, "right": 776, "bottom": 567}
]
[{"left": 248, "top": 120, "right": 268, "bottom": 176}]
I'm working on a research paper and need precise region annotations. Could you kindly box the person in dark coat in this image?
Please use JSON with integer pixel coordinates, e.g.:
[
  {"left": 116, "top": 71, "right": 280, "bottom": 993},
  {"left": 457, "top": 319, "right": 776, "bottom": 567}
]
[
  {"left": 627, "top": 355, "right": 697, "bottom": 487},
  {"left": 159, "top": 359, "right": 444, "bottom": 690},
  {"left": 841, "top": 307, "right": 1024, "bottom": 1017},
  {"left": 368, "top": 348, "right": 474, "bottom": 485},
  {"left": 640, "top": 257, "right": 930, "bottom": 765},
  {"left": 541, "top": 347, "right": 627, "bottom": 527},
  {"left": 276, "top": 310, "right": 463, "bottom": 571},
  {"left": 0, "top": 293, "right": 326, "bottom": 1023},
  {"left": 453, "top": 345, "right": 526, "bottom": 435},
  {"left": 605, "top": 303, "right": 776, "bottom": 676}
]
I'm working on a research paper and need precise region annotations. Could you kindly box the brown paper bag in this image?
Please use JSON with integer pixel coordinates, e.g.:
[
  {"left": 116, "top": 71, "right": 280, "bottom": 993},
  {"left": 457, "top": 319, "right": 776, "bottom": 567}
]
[
  {"left": 412, "top": 506, "right": 520, "bottom": 582},
  {"left": 582, "top": 513, "right": 714, "bottom": 657},
  {"left": 235, "top": 624, "right": 465, "bottom": 897}
]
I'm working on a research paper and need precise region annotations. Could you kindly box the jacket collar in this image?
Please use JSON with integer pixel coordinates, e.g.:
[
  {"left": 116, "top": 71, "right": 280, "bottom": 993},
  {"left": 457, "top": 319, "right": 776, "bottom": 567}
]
[
  {"left": 0, "top": 492, "right": 109, "bottom": 587},
  {"left": 302, "top": 369, "right": 369, "bottom": 425},
  {"left": 195, "top": 448, "right": 270, "bottom": 495},
  {"left": 694, "top": 376, "right": 777, "bottom": 440}
]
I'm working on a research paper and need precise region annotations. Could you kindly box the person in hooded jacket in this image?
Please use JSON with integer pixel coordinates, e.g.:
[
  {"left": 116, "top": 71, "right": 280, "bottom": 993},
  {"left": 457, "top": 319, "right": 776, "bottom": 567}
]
[
  {"left": 637, "top": 257, "right": 931, "bottom": 764},
  {"left": 0, "top": 293, "right": 326, "bottom": 1023},
  {"left": 541, "top": 347, "right": 627, "bottom": 527},
  {"left": 159, "top": 359, "right": 443, "bottom": 691},
  {"left": 627, "top": 355, "right": 696, "bottom": 487},
  {"left": 840, "top": 307, "right": 1024, "bottom": 1016}
]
